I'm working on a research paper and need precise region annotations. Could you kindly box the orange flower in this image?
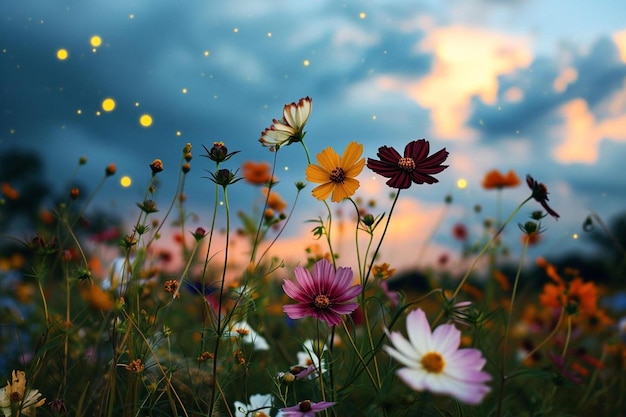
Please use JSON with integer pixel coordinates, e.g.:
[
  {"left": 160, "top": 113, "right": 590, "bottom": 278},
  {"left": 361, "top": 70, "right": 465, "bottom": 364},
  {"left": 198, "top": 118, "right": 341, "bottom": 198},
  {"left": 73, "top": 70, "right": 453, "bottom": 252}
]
[
  {"left": 242, "top": 161, "right": 274, "bottom": 185},
  {"left": 1, "top": 182, "right": 19, "bottom": 200},
  {"left": 306, "top": 142, "right": 365, "bottom": 202},
  {"left": 79, "top": 283, "right": 115, "bottom": 311},
  {"left": 538, "top": 259, "right": 597, "bottom": 315},
  {"left": 493, "top": 270, "right": 510, "bottom": 291},
  {"left": 371, "top": 263, "right": 396, "bottom": 280},
  {"left": 262, "top": 188, "right": 287, "bottom": 212},
  {"left": 482, "top": 169, "right": 521, "bottom": 189}
]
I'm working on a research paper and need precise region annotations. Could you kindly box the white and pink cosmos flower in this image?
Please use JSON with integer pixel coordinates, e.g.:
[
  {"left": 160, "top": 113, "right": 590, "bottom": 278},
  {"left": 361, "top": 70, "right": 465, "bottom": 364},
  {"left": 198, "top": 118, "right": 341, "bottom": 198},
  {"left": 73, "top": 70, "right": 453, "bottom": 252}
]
[
  {"left": 259, "top": 96, "right": 312, "bottom": 150},
  {"left": 384, "top": 308, "right": 491, "bottom": 405}
]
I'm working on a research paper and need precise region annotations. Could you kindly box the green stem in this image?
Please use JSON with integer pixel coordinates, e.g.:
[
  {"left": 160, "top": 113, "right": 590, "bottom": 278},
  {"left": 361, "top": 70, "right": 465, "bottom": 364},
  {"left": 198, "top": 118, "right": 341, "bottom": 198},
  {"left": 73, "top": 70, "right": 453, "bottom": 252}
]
[
  {"left": 449, "top": 195, "right": 533, "bottom": 302},
  {"left": 209, "top": 184, "right": 232, "bottom": 416},
  {"left": 250, "top": 150, "right": 279, "bottom": 264},
  {"left": 363, "top": 191, "right": 401, "bottom": 290},
  {"left": 496, "top": 238, "right": 529, "bottom": 417}
]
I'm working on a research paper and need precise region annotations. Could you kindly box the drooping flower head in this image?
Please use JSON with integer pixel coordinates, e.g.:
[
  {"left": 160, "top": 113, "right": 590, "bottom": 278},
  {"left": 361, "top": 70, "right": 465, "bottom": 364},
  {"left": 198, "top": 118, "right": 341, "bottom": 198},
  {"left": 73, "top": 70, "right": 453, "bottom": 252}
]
[
  {"left": 259, "top": 97, "right": 312, "bottom": 150},
  {"left": 482, "top": 169, "right": 521, "bottom": 189},
  {"left": 367, "top": 139, "right": 449, "bottom": 189},
  {"left": 384, "top": 308, "right": 491, "bottom": 405},
  {"left": 283, "top": 259, "right": 362, "bottom": 327},
  {"left": 526, "top": 175, "right": 560, "bottom": 220},
  {"left": 305, "top": 142, "right": 365, "bottom": 202},
  {"left": 280, "top": 400, "right": 335, "bottom": 417}
]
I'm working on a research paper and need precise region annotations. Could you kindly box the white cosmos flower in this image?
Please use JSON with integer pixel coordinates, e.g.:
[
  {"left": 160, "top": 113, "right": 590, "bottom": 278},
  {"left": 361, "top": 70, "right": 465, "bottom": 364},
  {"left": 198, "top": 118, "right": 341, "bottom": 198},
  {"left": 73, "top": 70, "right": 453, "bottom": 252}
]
[
  {"left": 0, "top": 370, "right": 46, "bottom": 416},
  {"left": 234, "top": 393, "right": 283, "bottom": 417},
  {"left": 228, "top": 320, "right": 270, "bottom": 351},
  {"left": 293, "top": 339, "right": 327, "bottom": 380},
  {"left": 384, "top": 308, "right": 491, "bottom": 405},
  {"left": 259, "top": 97, "right": 312, "bottom": 150}
]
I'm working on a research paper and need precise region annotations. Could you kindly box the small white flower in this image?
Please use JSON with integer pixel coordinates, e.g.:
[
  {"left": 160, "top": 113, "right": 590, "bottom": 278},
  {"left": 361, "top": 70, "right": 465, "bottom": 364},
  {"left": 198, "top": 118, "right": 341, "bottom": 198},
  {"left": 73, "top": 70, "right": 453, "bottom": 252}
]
[
  {"left": 228, "top": 320, "right": 270, "bottom": 351},
  {"left": 293, "top": 339, "right": 327, "bottom": 380},
  {"left": 0, "top": 370, "right": 46, "bottom": 416},
  {"left": 384, "top": 309, "right": 491, "bottom": 405},
  {"left": 234, "top": 393, "right": 280, "bottom": 417}
]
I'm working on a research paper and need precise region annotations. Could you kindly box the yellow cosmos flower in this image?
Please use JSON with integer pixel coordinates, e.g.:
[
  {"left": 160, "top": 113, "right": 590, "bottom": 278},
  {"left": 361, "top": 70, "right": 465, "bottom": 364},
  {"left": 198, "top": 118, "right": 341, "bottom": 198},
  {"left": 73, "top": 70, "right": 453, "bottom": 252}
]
[{"left": 306, "top": 142, "right": 365, "bottom": 202}]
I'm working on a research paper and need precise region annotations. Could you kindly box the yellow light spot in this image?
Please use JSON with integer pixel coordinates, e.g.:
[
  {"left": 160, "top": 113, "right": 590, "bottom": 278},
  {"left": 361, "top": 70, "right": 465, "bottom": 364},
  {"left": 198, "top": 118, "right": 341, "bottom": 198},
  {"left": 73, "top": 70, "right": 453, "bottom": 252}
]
[
  {"left": 284, "top": 166, "right": 289, "bottom": 171},
  {"left": 572, "top": 233, "right": 579, "bottom": 240},
  {"left": 267, "top": 32, "right": 272, "bottom": 37},
  {"left": 203, "top": 50, "right": 210, "bottom": 57},
  {"left": 372, "top": 115, "right": 377, "bottom": 120},
  {"left": 56, "top": 48, "right": 69, "bottom": 60},
  {"left": 129, "top": 13, "right": 135, "bottom": 19},
  {"left": 303, "top": 59, "right": 310, "bottom": 66},
  {"left": 457, "top": 178, "right": 468, "bottom": 189},
  {"left": 101, "top": 98, "right": 116, "bottom": 112},
  {"left": 359, "top": 12, "right": 367, "bottom": 19},
  {"left": 76, "top": 109, "right": 82, "bottom": 115},
  {"left": 233, "top": 27, "right": 239, "bottom": 33},
  {"left": 134, "top": 102, "right": 140, "bottom": 107},
  {"left": 181, "top": 88, "right": 188, "bottom": 94},
  {"left": 95, "top": 111, "right": 101, "bottom": 116},
  {"left": 90, "top": 35, "right": 102, "bottom": 48},
  {"left": 139, "top": 114, "right": 153, "bottom": 127},
  {"left": 176, "top": 131, "right": 182, "bottom": 136},
  {"left": 120, "top": 176, "right": 132, "bottom": 187}
]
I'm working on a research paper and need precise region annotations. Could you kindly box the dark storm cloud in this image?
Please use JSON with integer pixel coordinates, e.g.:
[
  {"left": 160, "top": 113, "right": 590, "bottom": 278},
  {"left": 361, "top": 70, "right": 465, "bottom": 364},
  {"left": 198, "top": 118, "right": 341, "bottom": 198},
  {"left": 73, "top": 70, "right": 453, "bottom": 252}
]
[{"left": 467, "top": 37, "right": 626, "bottom": 139}]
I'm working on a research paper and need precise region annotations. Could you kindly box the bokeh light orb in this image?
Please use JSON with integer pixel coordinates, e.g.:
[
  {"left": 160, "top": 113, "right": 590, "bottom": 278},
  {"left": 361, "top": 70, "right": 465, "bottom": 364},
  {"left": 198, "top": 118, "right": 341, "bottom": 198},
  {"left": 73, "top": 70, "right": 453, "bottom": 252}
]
[
  {"left": 120, "top": 176, "right": 132, "bottom": 187},
  {"left": 139, "top": 114, "right": 153, "bottom": 127},
  {"left": 457, "top": 178, "right": 468, "bottom": 189},
  {"left": 56, "top": 49, "right": 69, "bottom": 60},
  {"left": 90, "top": 35, "right": 102, "bottom": 48},
  {"left": 101, "top": 98, "right": 116, "bottom": 112}
]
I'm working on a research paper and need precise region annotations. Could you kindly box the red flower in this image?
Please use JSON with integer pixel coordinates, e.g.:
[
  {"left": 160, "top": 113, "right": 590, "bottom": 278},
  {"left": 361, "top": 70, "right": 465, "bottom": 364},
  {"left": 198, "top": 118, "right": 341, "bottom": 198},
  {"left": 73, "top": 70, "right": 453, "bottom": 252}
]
[{"left": 367, "top": 139, "right": 449, "bottom": 189}]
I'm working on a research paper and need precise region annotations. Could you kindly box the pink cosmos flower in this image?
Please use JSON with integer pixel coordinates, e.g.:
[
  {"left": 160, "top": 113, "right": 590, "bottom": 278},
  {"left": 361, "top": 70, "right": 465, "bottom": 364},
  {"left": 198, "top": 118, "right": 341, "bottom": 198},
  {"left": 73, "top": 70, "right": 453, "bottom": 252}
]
[
  {"left": 384, "top": 308, "right": 491, "bottom": 405},
  {"left": 280, "top": 400, "right": 335, "bottom": 417},
  {"left": 283, "top": 259, "right": 361, "bottom": 327}
]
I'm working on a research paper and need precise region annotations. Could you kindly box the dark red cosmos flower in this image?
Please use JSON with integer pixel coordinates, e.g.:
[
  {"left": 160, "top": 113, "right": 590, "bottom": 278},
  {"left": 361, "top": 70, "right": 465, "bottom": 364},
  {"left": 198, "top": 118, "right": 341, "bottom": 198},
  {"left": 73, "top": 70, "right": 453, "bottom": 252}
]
[
  {"left": 367, "top": 139, "right": 449, "bottom": 189},
  {"left": 526, "top": 175, "right": 560, "bottom": 220}
]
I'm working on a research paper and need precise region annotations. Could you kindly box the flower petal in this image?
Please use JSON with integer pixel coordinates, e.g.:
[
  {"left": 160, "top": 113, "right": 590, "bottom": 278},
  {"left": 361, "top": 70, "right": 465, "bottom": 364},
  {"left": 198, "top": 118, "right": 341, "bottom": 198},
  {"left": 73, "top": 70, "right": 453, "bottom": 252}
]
[{"left": 306, "top": 164, "right": 330, "bottom": 184}]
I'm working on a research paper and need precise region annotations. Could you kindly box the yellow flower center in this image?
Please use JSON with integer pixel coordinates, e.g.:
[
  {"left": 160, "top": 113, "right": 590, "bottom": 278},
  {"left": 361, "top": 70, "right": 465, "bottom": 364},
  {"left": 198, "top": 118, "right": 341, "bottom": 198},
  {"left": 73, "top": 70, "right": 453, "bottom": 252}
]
[
  {"left": 329, "top": 167, "right": 345, "bottom": 183},
  {"left": 421, "top": 352, "right": 445, "bottom": 373},
  {"left": 398, "top": 157, "right": 416, "bottom": 172},
  {"left": 314, "top": 294, "right": 331, "bottom": 309}
]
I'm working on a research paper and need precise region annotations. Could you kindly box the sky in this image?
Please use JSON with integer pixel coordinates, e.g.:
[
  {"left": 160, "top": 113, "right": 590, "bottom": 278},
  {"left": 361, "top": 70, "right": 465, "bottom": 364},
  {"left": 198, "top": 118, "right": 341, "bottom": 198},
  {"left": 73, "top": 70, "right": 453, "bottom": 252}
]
[{"left": 1, "top": 0, "right": 626, "bottom": 274}]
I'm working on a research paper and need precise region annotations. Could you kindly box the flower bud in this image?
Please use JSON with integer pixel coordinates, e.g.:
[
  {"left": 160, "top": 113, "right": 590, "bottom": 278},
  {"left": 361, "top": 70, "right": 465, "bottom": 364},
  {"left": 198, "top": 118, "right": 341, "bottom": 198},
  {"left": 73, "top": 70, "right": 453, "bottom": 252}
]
[
  {"left": 150, "top": 159, "right": 164, "bottom": 174},
  {"left": 105, "top": 163, "right": 117, "bottom": 176}
]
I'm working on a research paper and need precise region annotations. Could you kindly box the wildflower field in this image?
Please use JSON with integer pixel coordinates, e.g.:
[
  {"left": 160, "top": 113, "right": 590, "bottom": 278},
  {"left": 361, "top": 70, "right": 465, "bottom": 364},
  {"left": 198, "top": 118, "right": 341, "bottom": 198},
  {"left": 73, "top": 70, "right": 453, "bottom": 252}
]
[{"left": 1, "top": 97, "right": 625, "bottom": 417}]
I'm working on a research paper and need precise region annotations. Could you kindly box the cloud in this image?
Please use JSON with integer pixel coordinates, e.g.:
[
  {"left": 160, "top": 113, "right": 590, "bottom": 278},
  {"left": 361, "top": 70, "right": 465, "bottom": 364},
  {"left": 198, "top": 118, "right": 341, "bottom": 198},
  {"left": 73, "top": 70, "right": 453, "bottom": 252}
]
[
  {"left": 378, "top": 25, "right": 533, "bottom": 140},
  {"left": 553, "top": 91, "right": 626, "bottom": 164}
]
